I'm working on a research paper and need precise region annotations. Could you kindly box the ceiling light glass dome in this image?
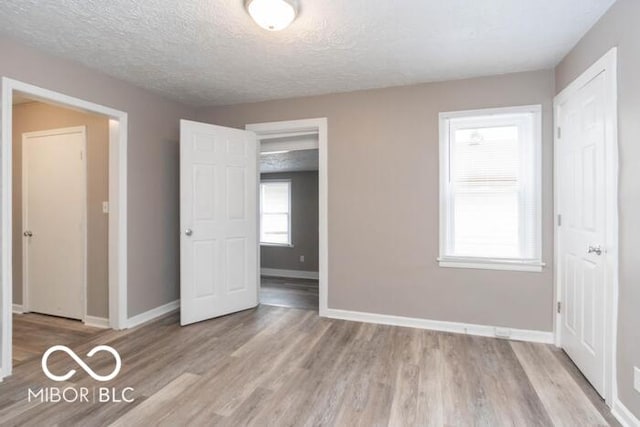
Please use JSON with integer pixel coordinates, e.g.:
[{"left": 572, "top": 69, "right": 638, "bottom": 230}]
[{"left": 245, "top": 0, "right": 298, "bottom": 31}]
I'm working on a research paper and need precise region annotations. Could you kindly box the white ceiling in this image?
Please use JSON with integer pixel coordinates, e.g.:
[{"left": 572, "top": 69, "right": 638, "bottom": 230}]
[{"left": 0, "top": 0, "right": 616, "bottom": 107}]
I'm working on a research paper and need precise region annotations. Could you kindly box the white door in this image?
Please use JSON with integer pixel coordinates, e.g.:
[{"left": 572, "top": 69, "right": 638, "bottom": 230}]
[
  {"left": 23, "top": 127, "right": 86, "bottom": 320},
  {"left": 180, "top": 120, "right": 259, "bottom": 326},
  {"left": 557, "top": 72, "right": 607, "bottom": 397}
]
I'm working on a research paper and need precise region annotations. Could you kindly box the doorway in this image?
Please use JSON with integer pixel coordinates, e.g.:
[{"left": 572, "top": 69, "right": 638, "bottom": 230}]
[
  {"left": 0, "top": 78, "right": 128, "bottom": 379},
  {"left": 259, "top": 144, "right": 319, "bottom": 311},
  {"left": 554, "top": 48, "right": 618, "bottom": 404},
  {"left": 247, "top": 119, "right": 328, "bottom": 315}
]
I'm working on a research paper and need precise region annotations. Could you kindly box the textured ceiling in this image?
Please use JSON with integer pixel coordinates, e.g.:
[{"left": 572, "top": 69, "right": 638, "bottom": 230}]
[
  {"left": 0, "top": 0, "right": 616, "bottom": 107},
  {"left": 260, "top": 149, "right": 318, "bottom": 174}
]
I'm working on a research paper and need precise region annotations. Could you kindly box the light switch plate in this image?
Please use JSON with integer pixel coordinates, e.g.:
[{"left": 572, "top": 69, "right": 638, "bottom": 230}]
[
  {"left": 102, "top": 201, "right": 109, "bottom": 214},
  {"left": 634, "top": 366, "right": 640, "bottom": 393}
]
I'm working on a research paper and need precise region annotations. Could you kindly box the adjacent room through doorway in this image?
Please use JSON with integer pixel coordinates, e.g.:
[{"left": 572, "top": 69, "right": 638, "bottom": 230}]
[{"left": 258, "top": 136, "right": 320, "bottom": 311}]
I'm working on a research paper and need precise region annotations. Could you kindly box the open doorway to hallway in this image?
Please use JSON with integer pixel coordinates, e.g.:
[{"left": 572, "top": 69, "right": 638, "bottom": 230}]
[
  {"left": 11, "top": 93, "right": 111, "bottom": 364},
  {"left": 1, "top": 78, "right": 128, "bottom": 379}
]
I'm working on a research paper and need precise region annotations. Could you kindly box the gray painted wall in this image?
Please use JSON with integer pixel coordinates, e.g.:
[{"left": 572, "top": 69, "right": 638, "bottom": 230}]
[
  {"left": 199, "top": 69, "right": 556, "bottom": 331},
  {"left": 12, "top": 102, "right": 109, "bottom": 318},
  {"left": 555, "top": 0, "right": 640, "bottom": 418},
  {"left": 261, "top": 171, "right": 319, "bottom": 273},
  {"left": 0, "top": 36, "right": 197, "bottom": 317}
]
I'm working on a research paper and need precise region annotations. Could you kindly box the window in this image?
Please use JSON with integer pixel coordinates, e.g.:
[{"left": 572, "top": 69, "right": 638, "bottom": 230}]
[
  {"left": 260, "top": 180, "right": 292, "bottom": 246},
  {"left": 438, "top": 106, "right": 543, "bottom": 272}
]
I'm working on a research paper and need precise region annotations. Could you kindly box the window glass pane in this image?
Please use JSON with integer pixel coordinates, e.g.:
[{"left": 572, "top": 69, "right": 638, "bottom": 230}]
[
  {"left": 262, "top": 182, "right": 289, "bottom": 213},
  {"left": 453, "top": 185, "right": 520, "bottom": 258},
  {"left": 262, "top": 213, "right": 288, "bottom": 234},
  {"left": 453, "top": 126, "right": 519, "bottom": 183}
]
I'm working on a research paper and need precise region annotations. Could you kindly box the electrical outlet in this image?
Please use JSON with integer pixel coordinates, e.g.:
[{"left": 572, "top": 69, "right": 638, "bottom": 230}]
[
  {"left": 102, "top": 201, "right": 109, "bottom": 214},
  {"left": 634, "top": 367, "right": 640, "bottom": 393},
  {"left": 299, "top": 255, "right": 305, "bottom": 263}
]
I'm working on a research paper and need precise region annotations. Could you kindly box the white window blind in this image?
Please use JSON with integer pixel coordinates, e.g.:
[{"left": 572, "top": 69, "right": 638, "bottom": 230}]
[
  {"left": 439, "top": 106, "right": 542, "bottom": 271},
  {"left": 260, "top": 181, "right": 291, "bottom": 245}
]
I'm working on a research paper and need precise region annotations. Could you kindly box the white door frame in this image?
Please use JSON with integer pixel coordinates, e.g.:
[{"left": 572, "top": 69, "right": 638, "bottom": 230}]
[
  {"left": 1, "top": 77, "right": 128, "bottom": 379},
  {"left": 553, "top": 47, "right": 618, "bottom": 405},
  {"left": 22, "top": 126, "right": 88, "bottom": 319},
  {"left": 246, "top": 118, "right": 328, "bottom": 316}
]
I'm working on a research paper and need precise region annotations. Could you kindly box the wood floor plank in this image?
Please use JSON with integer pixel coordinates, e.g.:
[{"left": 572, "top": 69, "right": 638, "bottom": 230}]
[
  {"left": 414, "top": 330, "right": 444, "bottom": 427},
  {"left": 109, "top": 373, "right": 201, "bottom": 426},
  {"left": 56, "top": 396, "right": 149, "bottom": 427},
  {"left": 511, "top": 341, "right": 609, "bottom": 426},
  {"left": 466, "top": 336, "right": 552, "bottom": 426},
  {"left": 213, "top": 387, "right": 274, "bottom": 427},
  {"left": 333, "top": 325, "right": 401, "bottom": 427},
  {"left": 388, "top": 362, "right": 420, "bottom": 426},
  {"left": 258, "top": 316, "right": 332, "bottom": 392},
  {"left": 551, "top": 347, "right": 622, "bottom": 427},
  {"left": 440, "top": 333, "right": 499, "bottom": 425}
]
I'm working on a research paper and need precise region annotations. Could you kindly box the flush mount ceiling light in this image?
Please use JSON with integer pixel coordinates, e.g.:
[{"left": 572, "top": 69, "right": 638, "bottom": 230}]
[{"left": 245, "top": 0, "right": 298, "bottom": 31}]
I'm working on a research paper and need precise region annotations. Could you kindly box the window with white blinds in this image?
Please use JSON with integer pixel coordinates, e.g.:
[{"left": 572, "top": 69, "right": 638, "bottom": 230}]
[
  {"left": 260, "top": 180, "right": 292, "bottom": 245},
  {"left": 438, "top": 106, "right": 543, "bottom": 272}
]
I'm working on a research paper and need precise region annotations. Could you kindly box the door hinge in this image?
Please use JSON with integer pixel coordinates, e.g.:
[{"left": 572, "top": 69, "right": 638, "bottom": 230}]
[
  {"left": 80, "top": 151, "right": 84, "bottom": 160},
  {"left": 557, "top": 214, "right": 562, "bottom": 227},
  {"left": 557, "top": 301, "right": 562, "bottom": 314},
  {"left": 557, "top": 127, "right": 562, "bottom": 139}
]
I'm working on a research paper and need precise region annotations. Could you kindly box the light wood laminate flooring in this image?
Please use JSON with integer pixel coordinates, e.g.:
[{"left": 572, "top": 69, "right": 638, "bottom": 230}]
[
  {"left": 260, "top": 276, "right": 319, "bottom": 311},
  {"left": 4, "top": 307, "right": 619, "bottom": 426}
]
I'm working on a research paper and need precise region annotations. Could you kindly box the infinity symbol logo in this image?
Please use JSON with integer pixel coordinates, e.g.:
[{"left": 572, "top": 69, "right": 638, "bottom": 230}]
[{"left": 41, "top": 345, "right": 122, "bottom": 382}]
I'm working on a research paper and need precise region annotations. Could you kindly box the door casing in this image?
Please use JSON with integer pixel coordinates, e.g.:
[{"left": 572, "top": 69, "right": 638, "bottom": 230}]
[
  {"left": 246, "top": 118, "right": 329, "bottom": 316},
  {"left": 0, "top": 78, "right": 128, "bottom": 380},
  {"left": 553, "top": 47, "right": 619, "bottom": 406}
]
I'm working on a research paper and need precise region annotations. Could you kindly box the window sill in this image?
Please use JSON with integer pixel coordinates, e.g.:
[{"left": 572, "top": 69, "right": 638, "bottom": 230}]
[
  {"left": 260, "top": 243, "right": 294, "bottom": 248},
  {"left": 437, "top": 257, "right": 545, "bottom": 272}
]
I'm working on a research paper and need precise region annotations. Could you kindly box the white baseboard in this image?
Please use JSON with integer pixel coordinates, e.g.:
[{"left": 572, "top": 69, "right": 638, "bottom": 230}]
[
  {"left": 261, "top": 268, "right": 319, "bottom": 280},
  {"left": 84, "top": 315, "right": 110, "bottom": 329},
  {"left": 127, "top": 300, "right": 180, "bottom": 329},
  {"left": 12, "top": 304, "right": 23, "bottom": 314},
  {"left": 325, "top": 308, "right": 554, "bottom": 344},
  {"left": 612, "top": 399, "right": 640, "bottom": 427}
]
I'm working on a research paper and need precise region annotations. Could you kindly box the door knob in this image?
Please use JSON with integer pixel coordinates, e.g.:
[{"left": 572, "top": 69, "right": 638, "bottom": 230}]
[
  {"left": 588, "top": 245, "right": 602, "bottom": 256},
  {"left": 23, "top": 230, "right": 32, "bottom": 237},
  {"left": 185, "top": 228, "right": 193, "bottom": 237}
]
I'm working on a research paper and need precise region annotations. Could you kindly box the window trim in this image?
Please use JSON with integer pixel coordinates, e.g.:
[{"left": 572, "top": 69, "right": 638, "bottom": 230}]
[
  {"left": 259, "top": 179, "right": 292, "bottom": 247},
  {"left": 438, "top": 105, "right": 544, "bottom": 272}
]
